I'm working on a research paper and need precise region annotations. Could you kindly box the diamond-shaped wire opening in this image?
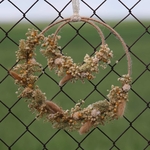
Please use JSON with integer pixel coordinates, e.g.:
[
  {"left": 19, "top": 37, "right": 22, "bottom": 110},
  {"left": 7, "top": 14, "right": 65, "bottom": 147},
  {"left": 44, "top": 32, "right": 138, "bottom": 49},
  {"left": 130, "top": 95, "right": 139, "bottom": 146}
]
[
  {"left": 79, "top": 0, "right": 96, "bottom": 17},
  {"left": 82, "top": 87, "right": 104, "bottom": 103},
  {"left": 95, "top": 0, "right": 129, "bottom": 20},
  {"left": 125, "top": 90, "right": 147, "bottom": 120},
  {"left": 132, "top": 109, "right": 150, "bottom": 139},
  {"left": 115, "top": 127, "right": 148, "bottom": 149},
  {"left": 26, "top": 1, "right": 59, "bottom": 23},
  {"left": 81, "top": 128, "right": 115, "bottom": 149},
  {"left": 132, "top": 71, "right": 150, "bottom": 103},
  {"left": 36, "top": 71, "right": 59, "bottom": 95},
  {"left": 98, "top": 116, "right": 129, "bottom": 141},
  {"left": 132, "top": 2, "right": 150, "bottom": 20},
  {"left": 51, "top": 90, "right": 76, "bottom": 109},
  {"left": 11, "top": 97, "right": 36, "bottom": 124},
  {"left": 63, "top": 35, "right": 94, "bottom": 62},
  {"left": 1, "top": 113, "right": 26, "bottom": 145},
  {"left": 114, "top": 21, "right": 146, "bottom": 46},
  {"left": 0, "top": 39, "right": 18, "bottom": 68},
  {"left": 130, "top": 33, "right": 150, "bottom": 65},
  {"left": 0, "top": 76, "right": 18, "bottom": 106},
  {"left": 55, "top": 23, "right": 98, "bottom": 62},
  {"left": 46, "top": 130, "right": 77, "bottom": 149},
  {"left": 0, "top": 1, "right": 23, "bottom": 25},
  {"left": 28, "top": 118, "right": 60, "bottom": 144},
  {"left": 63, "top": 79, "right": 95, "bottom": 103},
  {"left": 10, "top": 131, "right": 44, "bottom": 150},
  {"left": 78, "top": 23, "right": 101, "bottom": 47},
  {"left": 96, "top": 71, "right": 119, "bottom": 93}
]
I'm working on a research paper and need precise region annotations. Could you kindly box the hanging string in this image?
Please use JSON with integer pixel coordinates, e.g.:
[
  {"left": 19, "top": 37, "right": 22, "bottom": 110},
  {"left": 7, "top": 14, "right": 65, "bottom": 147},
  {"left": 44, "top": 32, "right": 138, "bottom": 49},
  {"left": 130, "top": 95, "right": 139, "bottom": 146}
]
[
  {"left": 72, "top": 0, "right": 80, "bottom": 15},
  {"left": 71, "top": 0, "right": 81, "bottom": 21}
]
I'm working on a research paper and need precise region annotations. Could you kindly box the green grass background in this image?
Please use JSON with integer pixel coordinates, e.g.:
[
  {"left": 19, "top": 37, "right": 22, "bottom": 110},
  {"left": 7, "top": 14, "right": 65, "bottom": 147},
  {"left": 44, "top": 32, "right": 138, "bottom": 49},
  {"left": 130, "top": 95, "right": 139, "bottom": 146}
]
[{"left": 0, "top": 20, "right": 150, "bottom": 150}]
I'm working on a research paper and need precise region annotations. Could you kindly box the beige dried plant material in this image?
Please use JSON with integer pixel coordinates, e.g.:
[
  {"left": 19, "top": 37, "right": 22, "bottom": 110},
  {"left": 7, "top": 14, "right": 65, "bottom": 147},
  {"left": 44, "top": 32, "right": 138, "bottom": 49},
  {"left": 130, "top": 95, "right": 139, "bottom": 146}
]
[{"left": 10, "top": 16, "right": 132, "bottom": 134}]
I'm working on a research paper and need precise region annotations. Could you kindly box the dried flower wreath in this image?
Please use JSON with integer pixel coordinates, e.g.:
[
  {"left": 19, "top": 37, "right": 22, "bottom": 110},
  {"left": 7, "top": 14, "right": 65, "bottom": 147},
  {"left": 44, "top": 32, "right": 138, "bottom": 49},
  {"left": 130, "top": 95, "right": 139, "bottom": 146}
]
[{"left": 10, "top": 17, "right": 132, "bottom": 134}]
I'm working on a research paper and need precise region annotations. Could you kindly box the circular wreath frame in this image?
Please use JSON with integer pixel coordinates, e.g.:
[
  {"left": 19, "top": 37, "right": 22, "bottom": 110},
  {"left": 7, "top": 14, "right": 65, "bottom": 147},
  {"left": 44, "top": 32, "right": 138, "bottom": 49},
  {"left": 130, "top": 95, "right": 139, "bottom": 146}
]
[{"left": 10, "top": 17, "right": 132, "bottom": 134}]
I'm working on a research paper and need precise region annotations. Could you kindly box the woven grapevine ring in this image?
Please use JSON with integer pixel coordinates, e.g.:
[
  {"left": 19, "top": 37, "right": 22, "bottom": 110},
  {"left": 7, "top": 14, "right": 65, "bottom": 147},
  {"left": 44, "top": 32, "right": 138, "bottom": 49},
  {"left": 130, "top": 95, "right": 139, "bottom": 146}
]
[{"left": 10, "top": 17, "right": 132, "bottom": 134}]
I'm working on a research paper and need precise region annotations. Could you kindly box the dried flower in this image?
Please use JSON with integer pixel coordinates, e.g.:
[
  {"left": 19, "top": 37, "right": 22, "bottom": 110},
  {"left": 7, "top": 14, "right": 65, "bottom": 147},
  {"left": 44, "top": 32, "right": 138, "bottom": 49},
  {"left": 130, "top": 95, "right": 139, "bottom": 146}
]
[
  {"left": 122, "top": 84, "right": 130, "bottom": 92},
  {"left": 45, "top": 101, "right": 64, "bottom": 114},
  {"left": 116, "top": 100, "right": 126, "bottom": 117},
  {"left": 79, "top": 121, "right": 93, "bottom": 134},
  {"left": 59, "top": 73, "right": 73, "bottom": 86},
  {"left": 72, "top": 112, "right": 82, "bottom": 120},
  {"left": 9, "top": 71, "right": 22, "bottom": 81},
  {"left": 91, "top": 109, "right": 101, "bottom": 117}
]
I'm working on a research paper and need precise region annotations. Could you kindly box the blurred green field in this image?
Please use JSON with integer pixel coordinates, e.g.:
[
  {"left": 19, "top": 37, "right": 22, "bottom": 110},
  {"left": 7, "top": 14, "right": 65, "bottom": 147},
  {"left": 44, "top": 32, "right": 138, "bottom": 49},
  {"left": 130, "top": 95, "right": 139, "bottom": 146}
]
[{"left": 0, "top": 20, "right": 150, "bottom": 150}]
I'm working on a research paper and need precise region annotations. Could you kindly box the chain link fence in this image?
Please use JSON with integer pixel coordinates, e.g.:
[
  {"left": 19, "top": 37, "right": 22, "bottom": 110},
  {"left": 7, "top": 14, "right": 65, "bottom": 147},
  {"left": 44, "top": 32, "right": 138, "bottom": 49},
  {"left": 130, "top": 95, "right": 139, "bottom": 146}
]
[{"left": 0, "top": 0, "right": 150, "bottom": 150}]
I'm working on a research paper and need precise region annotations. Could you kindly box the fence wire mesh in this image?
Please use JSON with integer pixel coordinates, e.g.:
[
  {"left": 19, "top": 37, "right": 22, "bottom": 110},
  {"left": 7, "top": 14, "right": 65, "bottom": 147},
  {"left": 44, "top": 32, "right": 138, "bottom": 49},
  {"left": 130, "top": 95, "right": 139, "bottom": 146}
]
[{"left": 0, "top": 0, "right": 150, "bottom": 150}]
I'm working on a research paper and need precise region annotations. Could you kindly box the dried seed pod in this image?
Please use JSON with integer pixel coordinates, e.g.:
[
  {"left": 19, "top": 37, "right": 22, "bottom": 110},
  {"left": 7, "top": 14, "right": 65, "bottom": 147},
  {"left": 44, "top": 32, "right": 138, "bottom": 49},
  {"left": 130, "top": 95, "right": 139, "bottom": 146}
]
[
  {"left": 116, "top": 100, "right": 126, "bottom": 117},
  {"left": 59, "top": 73, "right": 73, "bottom": 86},
  {"left": 9, "top": 71, "right": 22, "bottom": 81},
  {"left": 45, "top": 101, "right": 63, "bottom": 114},
  {"left": 79, "top": 121, "right": 93, "bottom": 134}
]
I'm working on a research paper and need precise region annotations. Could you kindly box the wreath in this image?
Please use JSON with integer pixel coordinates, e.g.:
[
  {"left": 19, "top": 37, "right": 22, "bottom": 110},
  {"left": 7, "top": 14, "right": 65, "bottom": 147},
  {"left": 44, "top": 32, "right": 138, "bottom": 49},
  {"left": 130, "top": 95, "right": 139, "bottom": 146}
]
[{"left": 10, "top": 17, "right": 132, "bottom": 134}]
